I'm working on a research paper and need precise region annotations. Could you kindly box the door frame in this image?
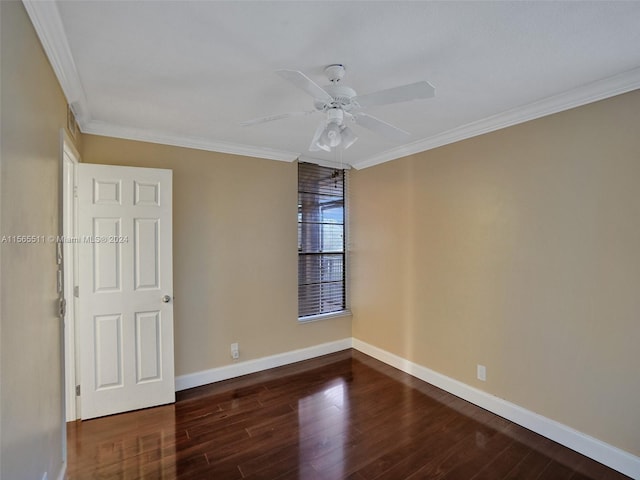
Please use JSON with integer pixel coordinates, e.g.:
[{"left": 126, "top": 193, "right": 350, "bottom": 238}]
[{"left": 62, "top": 131, "right": 80, "bottom": 421}]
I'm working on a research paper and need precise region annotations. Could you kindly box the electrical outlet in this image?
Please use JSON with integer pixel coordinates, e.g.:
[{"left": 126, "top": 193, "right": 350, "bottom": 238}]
[
  {"left": 477, "top": 364, "right": 486, "bottom": 382},
  {"left": 230, "top": 343, "right": 239, "bottom": 360}
]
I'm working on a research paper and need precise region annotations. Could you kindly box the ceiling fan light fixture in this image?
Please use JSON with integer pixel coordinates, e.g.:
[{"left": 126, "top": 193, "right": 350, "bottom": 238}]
[
  {"left": 313, "top": 107, "right": 354, "bottom": 152},
  {"left": 340, "top": 125, "right": 357, "bottom": 149},
  {"left": 314, "top": 136, "right": 332, "bottom": 152},
  {"left": 314, "top": 121, "right": 358, "bottom": 152},
  {"left": 315, "top": 122, "right": 343, "bottom": 151},
  {"left": 324, "top": 123, "right": 342, "bottom": 147}
]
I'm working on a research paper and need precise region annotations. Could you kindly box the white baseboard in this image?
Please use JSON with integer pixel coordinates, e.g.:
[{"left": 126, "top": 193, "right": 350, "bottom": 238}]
[
  {"left": 175, "top": 338, "right": 353, "bottom": 392},
  {"left": 352, "top": 338, "right": 640, "bottom": 479}
]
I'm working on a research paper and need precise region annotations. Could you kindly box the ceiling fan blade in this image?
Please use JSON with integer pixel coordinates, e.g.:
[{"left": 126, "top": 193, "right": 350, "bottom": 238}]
[
  {"left": 354, "top": 113, "right": 410, "bottom": 142},
  {"left": 276, "top": 70, "right": 333, "bottom": 103},
  {"left": 308, "top": 120, "right": 329, "bottom": 152},
  {"left": 355, "top": 81, "right": 435, "bottom": 109},
  {"left": 240, "top": 110, "right": 314, "bottom": 126}
]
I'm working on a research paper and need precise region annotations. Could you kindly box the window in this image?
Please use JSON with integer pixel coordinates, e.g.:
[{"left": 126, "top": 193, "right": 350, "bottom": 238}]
[{"left": 298, "top": 162, "right": 346, "bottom": 319}]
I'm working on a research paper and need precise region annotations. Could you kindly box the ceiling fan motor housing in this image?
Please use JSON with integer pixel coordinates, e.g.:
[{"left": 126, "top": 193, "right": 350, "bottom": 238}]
[{"left": 315, "top": 84, "right": 357, "bottom": 111}]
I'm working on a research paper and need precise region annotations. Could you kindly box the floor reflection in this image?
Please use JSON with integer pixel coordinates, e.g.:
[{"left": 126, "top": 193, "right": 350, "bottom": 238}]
[
  {"left": 68, "top": 404, "right": 177, "bottom": 479},
  {"left": 298, "top": 379, "right": 348, "bottom": 478}
]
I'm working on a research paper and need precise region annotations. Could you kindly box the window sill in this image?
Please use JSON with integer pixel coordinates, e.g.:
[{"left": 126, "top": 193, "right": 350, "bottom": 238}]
[{"left": 298, "top": 310, "right": 352, "bottom": 323}]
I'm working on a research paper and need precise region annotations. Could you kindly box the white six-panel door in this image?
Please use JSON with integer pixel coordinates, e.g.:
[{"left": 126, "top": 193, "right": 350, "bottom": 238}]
[{"left": 78, "top": 164, "right": 174, "bottom": 419}]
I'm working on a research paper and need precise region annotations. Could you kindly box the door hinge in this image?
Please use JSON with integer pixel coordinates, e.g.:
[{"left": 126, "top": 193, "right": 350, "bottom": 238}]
[
  {"left": 59, "top": 298, "right": 66, "bottom": 317},
  {"left": 75, "top": 385, "right": 81, "bottom": 396},
  {"left": 74, "top": 286, "right": 79, "bottom": 298},
  {"left": 73, "top": 185, "right": 78, "bottom": 198}
]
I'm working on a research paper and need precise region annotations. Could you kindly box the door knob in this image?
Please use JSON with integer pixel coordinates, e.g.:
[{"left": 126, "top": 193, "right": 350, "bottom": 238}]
[{"left": 162, "top": 295, "right": 172, "bottom": 303}]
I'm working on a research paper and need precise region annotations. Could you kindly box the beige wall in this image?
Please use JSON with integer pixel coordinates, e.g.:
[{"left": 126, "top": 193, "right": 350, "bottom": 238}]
[
  {"left": 82, "top": 135, "right": 351, "bottom": 376},
  {"left": 351, "top": 89, "right": 640, "bottom": 456},
  {"left": 0, "top": 1, "right": 81, "bottom": 478},
  {"left": 350, "top": 157, "right": 416, "bottom": 353}
]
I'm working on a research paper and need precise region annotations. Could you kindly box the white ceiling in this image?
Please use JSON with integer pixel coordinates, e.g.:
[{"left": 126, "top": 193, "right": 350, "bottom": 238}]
[{"left": 25, "top": 1, "right": 640, "bottom": 169}]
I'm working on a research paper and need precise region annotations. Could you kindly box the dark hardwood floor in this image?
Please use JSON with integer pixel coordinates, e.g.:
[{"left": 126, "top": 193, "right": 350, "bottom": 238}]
[{"left": 66, "top": 349, "right": 630, "bottom": 479}]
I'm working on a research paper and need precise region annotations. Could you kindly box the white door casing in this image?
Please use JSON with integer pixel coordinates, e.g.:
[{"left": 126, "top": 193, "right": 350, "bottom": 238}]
[
  {"left": 78, "top": 164, "right": 175, "bottom": 419},
  {"left": 62, "top": 141, "right": 79, "bottom": 422}
]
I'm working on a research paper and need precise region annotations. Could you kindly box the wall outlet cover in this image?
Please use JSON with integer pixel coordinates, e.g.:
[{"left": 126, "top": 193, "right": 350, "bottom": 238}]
[{"left": 477, "top": 364, "right": 487, "bottom": 381}]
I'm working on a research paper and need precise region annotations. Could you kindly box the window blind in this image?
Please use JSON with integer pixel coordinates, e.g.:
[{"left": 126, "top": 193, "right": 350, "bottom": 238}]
[{"left": 298, "top": 162, "right": 346, "bottom": 318}]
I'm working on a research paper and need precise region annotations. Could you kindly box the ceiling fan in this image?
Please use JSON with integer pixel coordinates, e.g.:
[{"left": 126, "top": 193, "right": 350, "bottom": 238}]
[{"left": 241, "top": 64, "right": 435, "bottom": 152}]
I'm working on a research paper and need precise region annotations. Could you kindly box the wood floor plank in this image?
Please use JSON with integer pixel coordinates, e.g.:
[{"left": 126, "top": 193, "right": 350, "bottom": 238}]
[
  {"left": 538, "top": 459, "right": 577, "bottom": 479},
  {"left": 66, "top": 349, "right": 632, "bottom": 480},
  {"left": 503, "top": 450, "right": 553, "bottom": 480},
  {"left": 471, "top": 440, "right": 533, "bottom": 480}
]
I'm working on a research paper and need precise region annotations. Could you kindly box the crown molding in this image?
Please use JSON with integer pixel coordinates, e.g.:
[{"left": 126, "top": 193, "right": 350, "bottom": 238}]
[
  {"left": 82, "top": 120, "right": 299, "bottom": 162},
  {"left": 24, "top": 0, "right": 640, "bottom": 169},
  {"left": 21, "top": 0, "right": 301, "bottom": 163},
  {"left": 298, "top": 155, "right": 352, "bottom": 170},
  {"left": 22, "top": 0, "right": 91, "bottom": 125},
  {"left": 352, "top": 67, "right": 640, "bottom": 170}
]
